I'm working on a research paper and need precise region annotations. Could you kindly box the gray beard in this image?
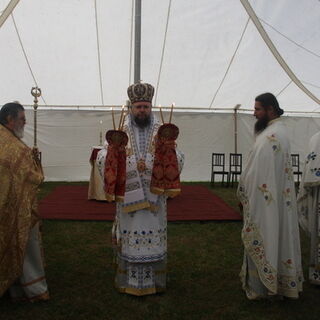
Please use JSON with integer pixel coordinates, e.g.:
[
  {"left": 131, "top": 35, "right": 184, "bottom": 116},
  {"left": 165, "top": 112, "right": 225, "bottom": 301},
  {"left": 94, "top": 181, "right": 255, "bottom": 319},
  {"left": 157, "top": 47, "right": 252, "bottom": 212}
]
[{"left": 14, "top": 127, "right": 24, "bottom": 139}]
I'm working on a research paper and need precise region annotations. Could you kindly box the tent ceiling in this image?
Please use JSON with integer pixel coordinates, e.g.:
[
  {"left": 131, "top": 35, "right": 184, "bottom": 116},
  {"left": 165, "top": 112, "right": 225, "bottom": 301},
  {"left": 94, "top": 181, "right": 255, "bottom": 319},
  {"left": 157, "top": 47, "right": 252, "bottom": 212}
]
[{"left": 0, "top": 0, "right": 319, "bottom": 111}]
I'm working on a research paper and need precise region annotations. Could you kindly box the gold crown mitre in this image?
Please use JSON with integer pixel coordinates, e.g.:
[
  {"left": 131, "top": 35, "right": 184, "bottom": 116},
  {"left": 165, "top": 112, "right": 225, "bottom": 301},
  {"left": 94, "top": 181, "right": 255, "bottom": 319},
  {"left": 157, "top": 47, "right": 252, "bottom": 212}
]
[{"left": 127, "top": 82, "right": 154, "bottom": 104}]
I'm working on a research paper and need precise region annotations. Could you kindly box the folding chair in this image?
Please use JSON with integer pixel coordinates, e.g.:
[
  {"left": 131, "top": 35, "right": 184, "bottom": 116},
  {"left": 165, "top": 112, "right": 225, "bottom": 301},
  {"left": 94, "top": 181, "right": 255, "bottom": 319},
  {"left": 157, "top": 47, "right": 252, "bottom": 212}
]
[
  {"left": 228, "top": 153, "right": 242, "bottom": 187},
  {"left": 210, "top": 153, "right": 229, "bottom": 187},
  {"left": 291, "top": 154, "right": 302, "bottom": 183}
]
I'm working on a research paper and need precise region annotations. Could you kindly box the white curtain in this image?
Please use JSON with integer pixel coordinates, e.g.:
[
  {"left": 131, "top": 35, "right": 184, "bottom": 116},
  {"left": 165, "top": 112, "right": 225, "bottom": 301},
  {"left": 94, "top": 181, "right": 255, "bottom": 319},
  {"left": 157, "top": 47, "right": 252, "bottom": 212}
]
[{"left": 22, "top": 109, "right": 320, "bottom": 181}]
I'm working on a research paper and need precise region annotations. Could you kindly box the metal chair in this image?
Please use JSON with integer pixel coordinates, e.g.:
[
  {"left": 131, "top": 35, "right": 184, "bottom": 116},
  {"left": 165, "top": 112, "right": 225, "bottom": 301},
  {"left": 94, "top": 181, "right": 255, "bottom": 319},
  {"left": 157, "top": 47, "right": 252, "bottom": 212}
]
[
  {"left": 228, "top": 153, "right": 242, "bottom": 187},
  {"left": 291, "top": 154, "right": 302, "bottom": 183},
  {"left": 211, "top": 153, "right": 228, "bottom": 187}
]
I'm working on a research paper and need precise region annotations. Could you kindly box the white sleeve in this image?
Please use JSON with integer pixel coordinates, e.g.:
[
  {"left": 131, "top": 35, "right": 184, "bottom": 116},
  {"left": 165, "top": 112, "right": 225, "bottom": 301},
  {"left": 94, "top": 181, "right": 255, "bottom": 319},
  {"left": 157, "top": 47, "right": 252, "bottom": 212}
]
[
  {"left": 96, "top": 146, "right": 108, "bottom": 180},
  {"left": 176, "top": 149, "right": 185, "bottom": 173}
]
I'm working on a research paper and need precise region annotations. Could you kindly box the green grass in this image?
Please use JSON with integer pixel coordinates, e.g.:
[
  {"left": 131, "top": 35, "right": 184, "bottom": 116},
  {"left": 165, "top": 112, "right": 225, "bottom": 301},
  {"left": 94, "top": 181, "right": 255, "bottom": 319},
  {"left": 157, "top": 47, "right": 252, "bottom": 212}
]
[{"left": 0, "top": 182, "right": 318, "bottom": 320}]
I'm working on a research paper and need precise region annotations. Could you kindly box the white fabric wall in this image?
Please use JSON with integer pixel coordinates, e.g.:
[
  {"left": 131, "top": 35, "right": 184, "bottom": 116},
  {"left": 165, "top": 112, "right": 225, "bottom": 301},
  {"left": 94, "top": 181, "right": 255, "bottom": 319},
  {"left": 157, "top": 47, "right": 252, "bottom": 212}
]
[{"left": 22, "top": 110, "right": 320, "bottom": 181}]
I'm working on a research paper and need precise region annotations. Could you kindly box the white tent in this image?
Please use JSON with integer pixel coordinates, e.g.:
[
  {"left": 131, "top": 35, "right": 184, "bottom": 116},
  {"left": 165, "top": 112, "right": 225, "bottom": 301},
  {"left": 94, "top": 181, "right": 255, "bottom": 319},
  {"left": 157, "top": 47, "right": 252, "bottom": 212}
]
[{"left": 0, "top": 0, "right": 320, "bottom": 181}]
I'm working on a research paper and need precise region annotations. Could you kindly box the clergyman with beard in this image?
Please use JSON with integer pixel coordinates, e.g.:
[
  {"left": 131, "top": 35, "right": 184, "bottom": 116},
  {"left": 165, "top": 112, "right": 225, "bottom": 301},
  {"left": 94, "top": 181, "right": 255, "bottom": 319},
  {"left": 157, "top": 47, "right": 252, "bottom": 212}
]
[
  {"left": 237, "top": 93, "right": 303, "bottom": 299},
  {"left": 0, "top": 102, "right": 49, "bottom": 302},
  {"left": 97, "top": 83, "right": 184, "bottom": 295}
]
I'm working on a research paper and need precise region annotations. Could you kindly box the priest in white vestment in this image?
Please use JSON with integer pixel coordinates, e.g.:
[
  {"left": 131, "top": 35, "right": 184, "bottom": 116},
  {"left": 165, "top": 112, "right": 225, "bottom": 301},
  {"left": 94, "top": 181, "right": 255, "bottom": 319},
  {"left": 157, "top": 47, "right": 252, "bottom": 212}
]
[
  {"left": 238, "top": 93, "right": 303, "bottom": 299},
  {"left": 97, "top": 83, "right": 184, "bottom": 296},
  {"left": 297, "top": 131, "right": 320, "bottom": 285}
]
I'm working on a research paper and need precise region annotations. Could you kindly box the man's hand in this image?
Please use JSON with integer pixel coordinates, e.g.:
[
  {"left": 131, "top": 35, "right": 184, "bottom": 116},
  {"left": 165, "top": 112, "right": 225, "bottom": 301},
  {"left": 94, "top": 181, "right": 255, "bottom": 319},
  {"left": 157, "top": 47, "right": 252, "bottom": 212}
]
[{"left": 32, "top": 147, "right": 41, "bottom": 161}]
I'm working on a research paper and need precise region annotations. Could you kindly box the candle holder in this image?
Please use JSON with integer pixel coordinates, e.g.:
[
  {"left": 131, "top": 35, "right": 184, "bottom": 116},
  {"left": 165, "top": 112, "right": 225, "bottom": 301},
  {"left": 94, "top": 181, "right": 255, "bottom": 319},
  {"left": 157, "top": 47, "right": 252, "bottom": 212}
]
[
  {"left": 31, "top": 87, "right": 42, "bottom": 148},
  {"left": 99, "top": 120, "right": 103, "bottom": 146}
]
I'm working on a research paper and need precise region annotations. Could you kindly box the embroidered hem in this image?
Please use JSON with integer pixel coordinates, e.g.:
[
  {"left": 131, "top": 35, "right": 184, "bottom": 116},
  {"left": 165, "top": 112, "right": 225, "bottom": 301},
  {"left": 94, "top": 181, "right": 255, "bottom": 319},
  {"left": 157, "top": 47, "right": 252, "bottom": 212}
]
[
  {"left": 238, "top": 182, "right": 303, "bottom": 298},
  {"left": 115, "top": 256, "right": 166, "bottom": 296},
  {"left": 11, "top": 291, "right": 50, "bottom": 303},
  {"left": 116, "top": 286, "right": 165, "bottom": 296},
  {"left": 164, "top": 188, "right": 181, "bottom": 198},
  {"left": 150, "top": 186, "right": 165, "bottom": 195},
  {"left": 105, "top": 193, "right": 115, "bottom": 202},
  {"left": 122, "top": 201, "right": 151, "bottom": 213},
  {"left": 115, "top": 195, "right": 124, "bottom": 202}
]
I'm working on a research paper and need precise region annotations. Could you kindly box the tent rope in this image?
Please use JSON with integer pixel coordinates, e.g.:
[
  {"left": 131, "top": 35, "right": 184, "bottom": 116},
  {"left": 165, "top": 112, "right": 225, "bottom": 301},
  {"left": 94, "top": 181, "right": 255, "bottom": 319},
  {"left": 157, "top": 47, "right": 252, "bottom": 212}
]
[
  {"left": 128, "top": 0, "right": 134, "bottom": 86},
  {"left": 240, "top": 0, "right": 320, "bottom": 105},
  {"left": 11, "top": 13, "right": 47, "bottom": 105},
  {"left": 302, "top": 80, "right": 320, "bottom": 90},
  {"left": 154, "top": 0, "right": 172, "bottom": 106},
  {"left": 94, "top": 0, "right": 104, "bottom": 105},
  {"left": 209, "top": 17, "right": 250, "bottom": 109},
  {"left": 260, "top": 18, "right": 320, "bottom": 59},
  {"left": 277, "top": 79, "right": 320, "bottom": 98},
  {"left": 276, "top": 80, "right": 292, "bottom": 97}
]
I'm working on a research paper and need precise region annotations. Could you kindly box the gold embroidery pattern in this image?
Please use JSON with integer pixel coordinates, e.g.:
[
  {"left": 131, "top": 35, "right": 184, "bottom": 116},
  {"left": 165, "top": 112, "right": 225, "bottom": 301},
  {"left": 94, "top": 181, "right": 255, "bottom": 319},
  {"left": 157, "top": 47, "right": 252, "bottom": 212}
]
[{"left": 0, "top": 125, "right": 44, "bottom": 296}]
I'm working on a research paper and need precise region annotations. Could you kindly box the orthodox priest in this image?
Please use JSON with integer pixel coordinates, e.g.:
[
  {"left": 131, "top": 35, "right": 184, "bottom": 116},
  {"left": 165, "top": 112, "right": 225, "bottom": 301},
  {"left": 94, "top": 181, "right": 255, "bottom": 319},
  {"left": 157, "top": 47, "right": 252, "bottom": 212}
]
[
  {"left": 297, "top": 131, "right": 320, "bottom": 285},
  {"left": 97, "top": 82, "right": 184, "bottom": 296},
  {"left": 0, "top": 102, "right": 49, "bottom": 302},
  {"left": 237, "top": 93, "right": 303, "bottom": 299}
]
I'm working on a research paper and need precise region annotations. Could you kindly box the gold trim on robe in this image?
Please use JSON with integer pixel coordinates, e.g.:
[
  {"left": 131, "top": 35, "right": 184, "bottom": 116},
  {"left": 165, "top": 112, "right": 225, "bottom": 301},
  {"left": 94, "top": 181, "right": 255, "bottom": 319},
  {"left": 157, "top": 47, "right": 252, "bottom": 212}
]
[{"left": 0, "top": 124, "right": 44, "bottom": 297}]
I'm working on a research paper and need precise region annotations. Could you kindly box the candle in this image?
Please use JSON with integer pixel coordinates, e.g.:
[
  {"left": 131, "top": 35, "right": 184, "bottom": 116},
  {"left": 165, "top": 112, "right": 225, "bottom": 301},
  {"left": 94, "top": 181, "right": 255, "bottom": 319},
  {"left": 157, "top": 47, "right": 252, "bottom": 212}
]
[
  {"left": 118, "top": 105, "right": 125, "bottom": 130},
  {"left": 159, "top": 104, "right": 164, "bottom": 124},
  {"left": 169, "top": 102, "right": 175, "bottom": 123},
  {"left": 111, "top": 107, "right": 116, "bottom": 130},
  {"left": 99, "top": 120, "right": 103, "bottom": 145},
  {"left": 120, "top": 111, "right": 127, "bottom": 130}
]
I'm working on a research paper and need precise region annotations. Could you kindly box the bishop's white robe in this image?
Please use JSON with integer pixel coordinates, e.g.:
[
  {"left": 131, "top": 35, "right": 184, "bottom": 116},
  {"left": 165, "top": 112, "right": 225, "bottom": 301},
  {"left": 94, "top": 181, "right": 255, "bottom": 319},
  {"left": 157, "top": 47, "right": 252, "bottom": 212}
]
[
  {"left": 297, "top": 131, "right": 320, "bottom": 285},
  {"left": 97, "top": 114, "right": 184, "bottom": 295},
  {"left": 238, "top": 119, "right": 303, "bottom": 299}
]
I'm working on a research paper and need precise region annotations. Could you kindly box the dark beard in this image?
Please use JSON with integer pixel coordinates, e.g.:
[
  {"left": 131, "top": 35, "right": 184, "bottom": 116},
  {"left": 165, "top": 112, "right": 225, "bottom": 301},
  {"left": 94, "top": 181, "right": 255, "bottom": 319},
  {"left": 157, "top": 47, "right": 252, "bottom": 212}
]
[
  {"left": 254, "top": 117, "right": 269, "bottom": 135},
  {"left": 134, "top": 115, "right": 151, "bottom": 128}
]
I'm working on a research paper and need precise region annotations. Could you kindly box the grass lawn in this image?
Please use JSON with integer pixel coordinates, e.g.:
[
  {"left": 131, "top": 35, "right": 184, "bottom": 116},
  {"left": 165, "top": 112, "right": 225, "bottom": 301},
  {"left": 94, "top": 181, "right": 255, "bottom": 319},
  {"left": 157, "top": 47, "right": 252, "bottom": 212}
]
[{"left": 0, "top": 182, "right": 318, "bottom": 320}]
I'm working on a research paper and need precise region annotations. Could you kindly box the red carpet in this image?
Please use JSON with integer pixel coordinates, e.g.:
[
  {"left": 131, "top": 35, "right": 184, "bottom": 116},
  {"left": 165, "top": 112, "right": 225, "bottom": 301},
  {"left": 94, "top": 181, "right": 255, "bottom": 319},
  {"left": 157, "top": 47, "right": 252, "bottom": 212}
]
[{"left": 39, "top": 185, "right": 241, "bottom": 221}]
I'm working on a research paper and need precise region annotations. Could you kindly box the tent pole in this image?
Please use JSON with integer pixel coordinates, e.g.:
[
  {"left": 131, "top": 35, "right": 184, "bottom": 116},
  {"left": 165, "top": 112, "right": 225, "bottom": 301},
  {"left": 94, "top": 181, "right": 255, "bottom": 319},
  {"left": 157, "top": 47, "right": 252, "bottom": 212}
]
[
  {"left": 234, "top": 104, "right": 241, "bottom": 153},
  {"left": 134, "top": 0, "right": 141, "bottom": 83},
  {"left": 0, "top": 0, "right": 20, "bottom": 29}
]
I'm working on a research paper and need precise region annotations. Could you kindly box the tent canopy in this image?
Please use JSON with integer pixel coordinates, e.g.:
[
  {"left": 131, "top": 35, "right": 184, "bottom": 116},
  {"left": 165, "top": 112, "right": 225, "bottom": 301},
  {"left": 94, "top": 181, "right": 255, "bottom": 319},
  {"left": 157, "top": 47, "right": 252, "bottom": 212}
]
[
  {"left": 0, "top": 0, "right": 319, "bottom": 112},
  {"left": 1, "top": 0, "right": 320, "bottom": 181}
]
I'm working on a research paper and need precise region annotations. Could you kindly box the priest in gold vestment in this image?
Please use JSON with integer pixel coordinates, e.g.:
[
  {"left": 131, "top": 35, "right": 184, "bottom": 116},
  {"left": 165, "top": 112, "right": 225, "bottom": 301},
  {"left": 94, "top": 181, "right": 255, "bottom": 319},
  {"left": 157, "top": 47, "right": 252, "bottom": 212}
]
[{"left": 0, "top": 102, "right": 49, "bottom": 302}]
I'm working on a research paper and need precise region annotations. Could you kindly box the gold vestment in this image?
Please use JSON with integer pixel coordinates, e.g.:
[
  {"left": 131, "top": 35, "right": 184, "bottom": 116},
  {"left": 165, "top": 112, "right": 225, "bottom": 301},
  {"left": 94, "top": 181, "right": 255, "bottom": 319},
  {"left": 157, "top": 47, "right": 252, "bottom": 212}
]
[{"left": 0, "top": 124, "right": 44, "bottom": 296}]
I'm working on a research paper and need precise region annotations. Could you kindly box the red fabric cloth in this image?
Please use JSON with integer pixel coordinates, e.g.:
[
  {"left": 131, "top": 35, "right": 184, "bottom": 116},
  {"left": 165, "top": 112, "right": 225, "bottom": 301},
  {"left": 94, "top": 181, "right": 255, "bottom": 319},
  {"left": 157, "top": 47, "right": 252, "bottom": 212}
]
[
  {"left": 90, "top": 147, "right": 103, "bottom": 162},
  {"left": 104, "top": 144, "right": 118, "bottom": 200},
  {"left": 151, "top": 123, "right": 181, "bottom": 197},
  {"left": 39, "top": 185, "right": 242, "bottom": 221},
  {"left": 104, "top": 130, "right": 128, "bottom": 202}
]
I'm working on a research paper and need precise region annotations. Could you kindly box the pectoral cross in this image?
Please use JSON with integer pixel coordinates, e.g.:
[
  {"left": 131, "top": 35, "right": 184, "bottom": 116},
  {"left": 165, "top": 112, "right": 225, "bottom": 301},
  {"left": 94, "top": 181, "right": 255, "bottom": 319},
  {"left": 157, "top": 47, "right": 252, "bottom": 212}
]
[{"left": 137, "top": 159, "right": 146, "bottom": 173}]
